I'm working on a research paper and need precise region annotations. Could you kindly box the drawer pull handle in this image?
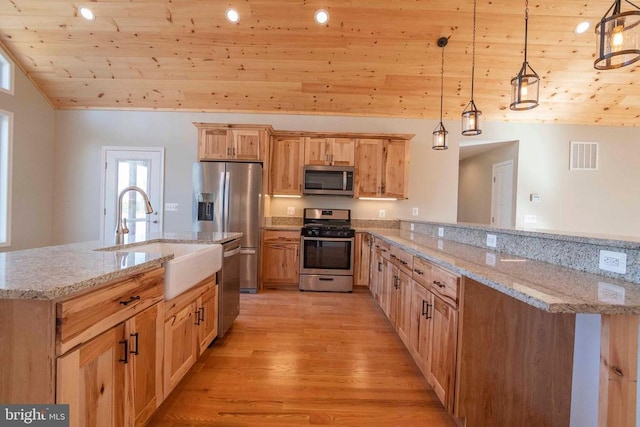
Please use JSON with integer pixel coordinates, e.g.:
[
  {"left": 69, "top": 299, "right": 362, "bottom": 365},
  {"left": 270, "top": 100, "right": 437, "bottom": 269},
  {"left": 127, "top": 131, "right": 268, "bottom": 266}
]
[
  {"left": 119, "top": 295, "right": 141, "bottom": 306},
  {"left": 119, "top": 339, "right": 129, "bottom": 364},
  {"left": 414, "top": 269, "right": 424, "bottom": 275},
  {"left": 130, "top": 333, "right": 139, "bottom": 355},
  {"left": 401, "top": 260, "right": 408, "bottom": 266},
  {"left": 433, "top": 280, "right": 446, "bottom": 289},
  {"left": 319, "top": 277, "right": 335, "bottom": 281}
]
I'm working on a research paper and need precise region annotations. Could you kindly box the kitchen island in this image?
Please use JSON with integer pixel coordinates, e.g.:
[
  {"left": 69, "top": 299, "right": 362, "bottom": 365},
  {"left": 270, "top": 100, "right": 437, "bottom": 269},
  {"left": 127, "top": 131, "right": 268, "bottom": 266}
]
[{"left": 0, "top": 231, "right": 241, "bottom": 426}]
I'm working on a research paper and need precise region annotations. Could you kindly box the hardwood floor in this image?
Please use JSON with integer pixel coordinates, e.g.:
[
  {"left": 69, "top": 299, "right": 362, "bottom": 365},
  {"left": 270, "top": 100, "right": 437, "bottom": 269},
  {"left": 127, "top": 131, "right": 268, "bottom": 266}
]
[{"left": 148, "top": 287, "right": 457, "bottom": 426}]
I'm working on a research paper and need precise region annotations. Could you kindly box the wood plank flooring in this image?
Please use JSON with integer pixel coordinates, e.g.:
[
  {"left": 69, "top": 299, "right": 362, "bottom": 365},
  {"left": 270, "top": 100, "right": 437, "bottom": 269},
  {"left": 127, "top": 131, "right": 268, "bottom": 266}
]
[{"left": 148, "top": 287, "right": 457, "bottom": 426}]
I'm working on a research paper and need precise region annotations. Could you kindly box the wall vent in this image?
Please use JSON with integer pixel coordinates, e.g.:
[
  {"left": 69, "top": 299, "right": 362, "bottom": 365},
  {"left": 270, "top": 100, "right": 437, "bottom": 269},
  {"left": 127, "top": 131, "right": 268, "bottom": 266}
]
[{"left": 570, "top": 141, "right": 598, "bottom": 171}]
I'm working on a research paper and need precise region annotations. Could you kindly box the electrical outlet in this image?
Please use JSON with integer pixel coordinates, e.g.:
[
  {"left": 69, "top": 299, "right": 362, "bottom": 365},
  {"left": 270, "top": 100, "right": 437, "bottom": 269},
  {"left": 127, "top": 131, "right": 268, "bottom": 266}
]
[
  {"left": 379, "top": 209, "right": 386, "bottom": 218},
  {"left": 437, "top": 239, "right": 444, "bottom": 250},
  {"left": 523, "top": 214, "right": 537, "bottom": 224},
  {"left": 165, "top": 203, "right": 178, "bottom": 212},
  {"left": 410, "top": 223, "right": 415, "bottom": 231},
  {"left": 412, "top": 207, "right": 419, "bottom": 216},
  {"left": 287, "top": 206, "right": 295, "bottom": 216},
  {"left": 438, "top": 227, "right": 444, "bottom": 237},
  {"left": 486, "top": 252, "right": 496, "bottom": 267},
  {"left": 486, "top": 234, "right": 497, "bottom": 248},
  {"left": 599, "top": 250, "right": 627, "bottom": 274},
  {"left": 598, "top": 282, "right": 626, "bottom": 304}
]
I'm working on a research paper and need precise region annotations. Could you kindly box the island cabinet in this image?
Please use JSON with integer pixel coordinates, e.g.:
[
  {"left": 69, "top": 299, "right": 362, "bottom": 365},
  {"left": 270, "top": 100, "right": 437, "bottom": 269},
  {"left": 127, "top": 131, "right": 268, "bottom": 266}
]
[
  {"left": 354, "top": 232, "right": 371, "bottom": 286},
  {"left": 163, "top": 276, "right": 218, "bottom": 396},
  {"left": 269, "top": 135, "right": 304, "bottom": 196},
  {"left": 354, "top": 138, "right": 410, "bottom": 199},
  {"left": 55, "top": 267, "right": 165, "bottom": 427},
  {"left": 388, "top": 245, "right": 413, "bottom": 347},
  {"left": 194, "top": 123, "right": 272, "bottom": 161},
  {"left": 261, "top": 230, "right": 300, "bottom": 286},
  {"left": 304, "top": 137, "right": 355, "bottom": 166}
]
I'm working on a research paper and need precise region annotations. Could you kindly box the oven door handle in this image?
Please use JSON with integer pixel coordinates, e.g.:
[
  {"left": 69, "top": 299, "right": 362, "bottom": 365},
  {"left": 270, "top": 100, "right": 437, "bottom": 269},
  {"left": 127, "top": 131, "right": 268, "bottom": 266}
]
[{"left": 301, "top": 237, "right": 354, "bottom": 243}]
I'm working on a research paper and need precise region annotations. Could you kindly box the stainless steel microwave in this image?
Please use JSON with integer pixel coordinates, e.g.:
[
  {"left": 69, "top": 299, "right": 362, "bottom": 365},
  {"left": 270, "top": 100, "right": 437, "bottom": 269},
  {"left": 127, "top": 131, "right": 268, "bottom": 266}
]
[{"left": 303, "top": 165, "right": 354, "bottom": 196}]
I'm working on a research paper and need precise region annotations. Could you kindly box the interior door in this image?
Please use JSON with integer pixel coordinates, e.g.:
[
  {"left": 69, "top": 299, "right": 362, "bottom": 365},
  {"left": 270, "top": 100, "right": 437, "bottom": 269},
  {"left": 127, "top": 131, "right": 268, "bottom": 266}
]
[
  {"left": 491, "top": 160, "right": 514, "bottom": 228},
  {"left": 102, "top": 148, "right": 164, "bottom": 242}
]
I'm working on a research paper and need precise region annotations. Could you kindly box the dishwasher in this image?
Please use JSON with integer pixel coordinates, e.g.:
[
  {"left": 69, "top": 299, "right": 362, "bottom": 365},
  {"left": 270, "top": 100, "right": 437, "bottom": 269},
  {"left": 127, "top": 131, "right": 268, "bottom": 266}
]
[{"left": 218, "top": 238, "right": 241, "bottom": 337}]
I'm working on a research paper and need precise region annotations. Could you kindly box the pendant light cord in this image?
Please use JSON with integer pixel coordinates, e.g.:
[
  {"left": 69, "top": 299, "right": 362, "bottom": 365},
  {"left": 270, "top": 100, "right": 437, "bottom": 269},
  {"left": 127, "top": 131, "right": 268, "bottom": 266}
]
[
  {"left": 470, "top": 0, "right": 477, "bottom": 101},
  {"left": 524, "top": 0, "right": 529, "bottom": 63},
  {"left": 440, "top": 43, "right": 444, "bottom": 122}
]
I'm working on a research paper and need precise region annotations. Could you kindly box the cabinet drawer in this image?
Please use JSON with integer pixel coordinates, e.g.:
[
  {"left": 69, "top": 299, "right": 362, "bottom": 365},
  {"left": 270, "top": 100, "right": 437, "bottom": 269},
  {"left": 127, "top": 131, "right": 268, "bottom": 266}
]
[
  {"left": 374, "top": 238, "right": 391, "bottom": 260},
  {"left": 412, "top": 256, "right": 432, "bottom": 287},
  {"left": 430, "top": 265, "right": 459, "bottom": 308},
  {"left": 263, "top": 230, "right": 300, "bottom": 243},
  {"left": 57, "top": 267, "right": 164, "bottom": 355},
  {"left": 390, "top": 245, "right": 413, "bottom": 272}
]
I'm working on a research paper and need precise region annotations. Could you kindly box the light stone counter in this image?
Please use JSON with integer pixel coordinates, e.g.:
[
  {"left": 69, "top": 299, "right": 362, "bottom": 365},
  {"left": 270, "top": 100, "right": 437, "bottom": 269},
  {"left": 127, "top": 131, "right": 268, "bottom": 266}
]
[
  {"left": 0, "top": 231, "right": 242, "bottom": 300},
  {"left": 368, "top": 229, "right": 640, "bottom": 315}
]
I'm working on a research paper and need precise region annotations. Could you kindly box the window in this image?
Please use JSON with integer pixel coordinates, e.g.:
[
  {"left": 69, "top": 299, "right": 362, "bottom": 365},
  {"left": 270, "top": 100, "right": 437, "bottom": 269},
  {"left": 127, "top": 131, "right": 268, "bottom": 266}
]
[
  {"left": 0, "top": 48, "right": 14, "bottom": 95},
  {"left": 0, "top": 111, "right": 13, "bottom": 246}
]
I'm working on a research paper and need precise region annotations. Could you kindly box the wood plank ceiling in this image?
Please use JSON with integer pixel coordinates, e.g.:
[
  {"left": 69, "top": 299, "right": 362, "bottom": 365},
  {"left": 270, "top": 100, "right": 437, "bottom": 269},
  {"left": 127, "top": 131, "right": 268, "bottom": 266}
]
[{"left": 0, "top": 0, "right": 637, "bottom": 127}]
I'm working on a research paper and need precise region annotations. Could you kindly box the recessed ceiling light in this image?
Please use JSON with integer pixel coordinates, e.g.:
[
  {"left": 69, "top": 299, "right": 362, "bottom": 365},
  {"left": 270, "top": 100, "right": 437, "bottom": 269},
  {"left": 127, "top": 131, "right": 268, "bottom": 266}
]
[
  {"left": 79, "top": 7, "right": 95, "bottom": 21},
  {"left": 314, "top": 9, "right": 330, "bottom": 25},
  {"left": 226, "top": 8, "right": 240, "bottom": 23},
  {"left": 574, "top": 21, "right": 590, "bottom": 34}
]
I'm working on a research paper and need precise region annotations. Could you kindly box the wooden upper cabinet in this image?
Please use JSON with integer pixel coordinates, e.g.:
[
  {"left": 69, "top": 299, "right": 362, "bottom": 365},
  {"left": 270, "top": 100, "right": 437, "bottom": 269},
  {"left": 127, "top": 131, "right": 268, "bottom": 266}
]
[
  {"left": 354, "top": 138, "right": 409, "bottom": 199},
  {"left": 270, "top": 136, "right": 304, "bottom": 195},
  {"left": 194, "top": 123, "right": 271, "bottom": 161},
  {"left": 304, "top": 137, "right": 355, "bottom": 166}
]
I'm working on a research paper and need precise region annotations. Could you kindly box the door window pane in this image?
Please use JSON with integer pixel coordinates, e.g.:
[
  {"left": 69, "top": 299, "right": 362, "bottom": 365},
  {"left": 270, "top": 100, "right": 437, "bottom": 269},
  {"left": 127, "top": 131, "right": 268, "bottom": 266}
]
[{"left": 117, "top": 159, "right": 151, "bottom": 239}]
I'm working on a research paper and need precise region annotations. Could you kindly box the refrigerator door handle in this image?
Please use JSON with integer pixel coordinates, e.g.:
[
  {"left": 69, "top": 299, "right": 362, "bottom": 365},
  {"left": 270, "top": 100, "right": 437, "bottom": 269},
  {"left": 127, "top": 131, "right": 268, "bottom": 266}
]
[
  {"left": 224, "top": 171, "right": 231, "bottom": 231},
  {"left": 240, "top": 248, "right": 256, "bottom": 255}
]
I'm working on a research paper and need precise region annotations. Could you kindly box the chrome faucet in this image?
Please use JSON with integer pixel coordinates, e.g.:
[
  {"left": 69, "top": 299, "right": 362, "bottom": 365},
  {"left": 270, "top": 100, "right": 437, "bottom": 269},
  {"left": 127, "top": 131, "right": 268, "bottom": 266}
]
[{"left": 115, "top": 186, "right": 154, "bottom": 244}]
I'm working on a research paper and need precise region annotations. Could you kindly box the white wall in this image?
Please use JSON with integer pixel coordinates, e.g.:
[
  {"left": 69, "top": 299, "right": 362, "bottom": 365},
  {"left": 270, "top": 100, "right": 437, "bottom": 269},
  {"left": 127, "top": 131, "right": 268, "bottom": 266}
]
[
  {"left": 0, "top": 59, "right": 55, "bottom": 250},
  {"left": 52, "top": 110, "right": 640, "bottom": 244}
]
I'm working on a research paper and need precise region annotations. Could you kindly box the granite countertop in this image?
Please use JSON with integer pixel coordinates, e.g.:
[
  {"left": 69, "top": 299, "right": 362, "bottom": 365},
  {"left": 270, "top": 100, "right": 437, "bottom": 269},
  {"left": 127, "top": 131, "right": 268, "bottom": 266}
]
[
  {"left": 368, "top": 229, "right": 640, "bottom": 315},
  {"left": 0, "top": 231, "right": 243, "bottom": 301}
]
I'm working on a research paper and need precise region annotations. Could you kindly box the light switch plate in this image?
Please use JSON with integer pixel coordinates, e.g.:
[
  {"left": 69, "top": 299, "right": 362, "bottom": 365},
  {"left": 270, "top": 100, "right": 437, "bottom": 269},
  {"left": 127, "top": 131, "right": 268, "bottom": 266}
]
[
  {"left": 410, "top": 223, "right": 415, "bottom": 231},
  {"left": 379, "top": 209, "right": 386, "bottom": 218},
  {"left": 165, "top": 203, "right": 178, "bottom": 212},
  {"left": 437, "top": 239, "right": 444, "bottom": 250},
  {"left": 438, "top": 227, "right": 444, "bottom": 237},
  {"left": 287, "top": 207, "right": 295, "bottom": 216},
  {"left": 412, "top": 207, "right": 419, "bottom": 216},
  {"left": 486, "top": 253, "right": 496, "bottom": 266},
  {"left": 486, "top": 234, "right": 497, "bottom": 248}
]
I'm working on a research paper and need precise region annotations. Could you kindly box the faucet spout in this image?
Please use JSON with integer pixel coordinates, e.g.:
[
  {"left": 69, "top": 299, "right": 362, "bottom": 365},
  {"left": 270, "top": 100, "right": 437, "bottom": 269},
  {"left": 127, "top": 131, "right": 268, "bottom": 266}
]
[{"left": 115, "top": 186, "right": 154, "bottom": 244}]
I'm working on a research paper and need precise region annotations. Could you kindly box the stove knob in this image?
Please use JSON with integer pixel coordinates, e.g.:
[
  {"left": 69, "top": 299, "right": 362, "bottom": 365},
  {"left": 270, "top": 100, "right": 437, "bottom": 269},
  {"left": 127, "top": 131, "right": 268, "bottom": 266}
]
[{"left": 313, "top": 229, "right": 320, "bottom": 236}]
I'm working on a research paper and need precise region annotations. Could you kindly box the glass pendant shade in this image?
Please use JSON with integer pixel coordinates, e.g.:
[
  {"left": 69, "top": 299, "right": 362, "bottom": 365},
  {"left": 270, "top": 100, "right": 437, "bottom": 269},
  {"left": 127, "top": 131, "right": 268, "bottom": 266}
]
[
  {"left": 432, "top": 122, "right": 448, "bottom": 150},
  {"left": 510, "top": 62, "right": 539, "bottom": 110},
  {"left": 462, "top": 100, "right": 482, "bottom": 136},
  {"left": 594, "top": 1, "right": 640, "bottom": 70}
]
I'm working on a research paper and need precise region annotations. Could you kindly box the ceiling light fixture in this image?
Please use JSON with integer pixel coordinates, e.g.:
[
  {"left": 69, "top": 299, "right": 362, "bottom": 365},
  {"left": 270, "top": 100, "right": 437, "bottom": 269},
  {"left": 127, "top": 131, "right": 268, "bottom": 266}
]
[
  {"left": 462, "top": 0, "right": 482, "bottom": 136},
  {"left": 433, "top": 36, "right": 449, "bottom": 151},
  {"left": 225, "top": 8, "right": 240, "bottom": 23},
  {"left": 575, "top": 21, "right": 591, "bottom": 34},
  {"left": 315, "top": 9, "right": 330, "bottom": 25},
  {"left": 79, "top": 7, "right": 95, "bottom": 21},
  {"left": 510, "top": 0, "right": 540, "bottom": 111},
  {"left": 594, "top": 0, "right": 640, "bottom": 70}
]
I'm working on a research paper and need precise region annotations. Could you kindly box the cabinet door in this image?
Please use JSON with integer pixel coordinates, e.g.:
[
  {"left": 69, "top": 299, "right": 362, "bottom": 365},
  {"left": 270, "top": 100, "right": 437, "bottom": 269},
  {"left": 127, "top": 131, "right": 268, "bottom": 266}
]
[
  {"left": 198, "top": 129, "right": 230, "bottom": 160},
  {"left": 369, "top": 250, "right": 383, "bottom": 302},
  {"left": 304, "top": 137, "right": 329, "bottom": 165},
  {"left": 429, "top": 295, "right": 458, "bottom": 412},
  {"left": 126, "top": 304, "right": 162, "bottom": 427},
  {"left": 410, "top": 280, "right": 433, "bottom": 377},
  {"left": 396, "top": 269, "right": 412, "bottom": 347},
  {"left": 382, "top": 139, "right": 409, "bottom": 199},
  {"left": 197, "top": 285, "right": 218, "bottom": 354},
  {"left": 261, "top": 242, "right": 300, "bottom": 284},
  {"left": 232, "top": 130, "right": 261, "bottom": 160},
  {"left": 270, "top": 136, "right": 304, "bottom": 195},
  {"left": 381, "top": 259, "right": 393, "bottom": 320},
  {"left": 57, "top": 324, "right": 126, "bottom": 427},
  {"left": 330, "top": 138, "right": 355, "bottom": 166},
  {"left": 354, "top": 139, "right": 383, "bottom": 197},
  {"left": 163, "top": 302, "right": 197, "bottom": 395},
  {"left": 354, "top": 232, "right": 370, "bottom": 286}
]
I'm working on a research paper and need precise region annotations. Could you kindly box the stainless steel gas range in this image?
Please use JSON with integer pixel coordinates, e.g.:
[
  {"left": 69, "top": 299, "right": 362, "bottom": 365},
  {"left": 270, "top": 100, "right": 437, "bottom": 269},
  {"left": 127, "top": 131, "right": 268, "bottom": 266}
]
[{"left": 299, "top": 208, "right": 355, "bottom": 292}]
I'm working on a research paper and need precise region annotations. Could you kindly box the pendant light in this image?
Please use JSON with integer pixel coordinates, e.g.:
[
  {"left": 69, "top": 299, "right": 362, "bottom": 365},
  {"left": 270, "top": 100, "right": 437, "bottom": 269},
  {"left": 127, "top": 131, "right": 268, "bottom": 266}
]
[
  {"left": 510, "top": 0, "right": 539, "bottom": 111},
  {"left": 433, "top": 37, "right": 449, "bottom": 150},
  {"left": 594, "top": 0, "right": 640, "bottom": 70},
  {"left": 462, "top": 0, "right": 482, "bottom": 136}
]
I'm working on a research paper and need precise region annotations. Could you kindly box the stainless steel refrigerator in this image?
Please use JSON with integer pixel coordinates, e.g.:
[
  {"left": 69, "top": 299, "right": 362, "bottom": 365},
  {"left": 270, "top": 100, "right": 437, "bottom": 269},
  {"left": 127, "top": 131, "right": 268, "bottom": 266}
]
[{"left": 193, "top": 162, "right": 262, "bottom": 293}]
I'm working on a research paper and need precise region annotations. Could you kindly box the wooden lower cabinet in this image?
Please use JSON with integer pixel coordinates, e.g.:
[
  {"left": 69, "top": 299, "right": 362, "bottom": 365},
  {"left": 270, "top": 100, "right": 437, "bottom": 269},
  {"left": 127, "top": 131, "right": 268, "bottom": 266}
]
[
  {"left": 57, "top": 302, "right": 163, "bottom": 427},
  {"left": 163, "top": 277, "right": 218, "bottom": 395},
  {"left": 261, "top": 230, "right": 300, "bottom": 286},
  {"left": 409, "top": 280, "right": 433, "bottom": 376},
  {"left": 395, "top": 268, "right": 412, "bottom": 347},
  {"left": 354, "top": 232, "right": 371, "bottom": 286},
  {"left": 429, "top": 295, "right": 458, "bottom": 412}
]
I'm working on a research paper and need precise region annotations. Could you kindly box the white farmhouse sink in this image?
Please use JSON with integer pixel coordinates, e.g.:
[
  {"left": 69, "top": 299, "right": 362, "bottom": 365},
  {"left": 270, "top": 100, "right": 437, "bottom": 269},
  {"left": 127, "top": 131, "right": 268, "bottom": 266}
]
[{"left": 122, "top": 242, "right": 222, "bottom": 300}]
